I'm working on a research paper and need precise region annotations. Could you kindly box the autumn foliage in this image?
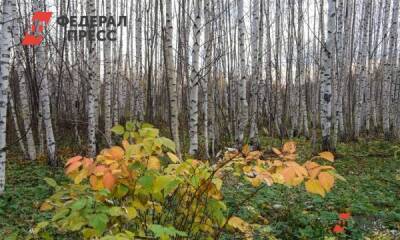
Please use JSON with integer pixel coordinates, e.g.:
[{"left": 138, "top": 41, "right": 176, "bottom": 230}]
[{"left": 33, "top": 122, "right": 342, "bottom": 239}]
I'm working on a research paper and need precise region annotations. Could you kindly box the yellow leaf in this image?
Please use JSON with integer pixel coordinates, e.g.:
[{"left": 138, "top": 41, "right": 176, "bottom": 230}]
[
  {"left": 242, "top": 144, "right": 250, "bottom": 156},
  {"left": 122, "top": 140, "right": 129, "bottom": 150},
  {"left": 90, "top": 175, "right": 104, "bottom": 190},
  {"left": 167, "top": 152, "right": 180, "bottom": 163},
  {"left": 125, "top": 207, "right": 137, "bottom": 220},
  {"left": 319, "top": 151, "right": 335, "bottom": 162},
  {"left": 282, "top": 141, "right": 296, "bottom": 154},
  {"left": 40, "top": 202, "right": 53, "bottom": 211},
  {"left": 74, "top": 168, "right": 88, "bottom": 184},
  {"left": 318, "top": 172, "right": 335, "bottom": 192},
  {"left": 249, "top": 177, "right": 262, "bottom": 187},
  {"left": 147, "top": 156, "right": 161, "bottom": 170},
  {"left": 305, "top": 179, "right": 326, "bottom": 197},
  {"left": 242, "top": 165, "right": 252, "bottom": 174},
  {"left": 227, "top": 216, "right": 251, "bottom": 232}
]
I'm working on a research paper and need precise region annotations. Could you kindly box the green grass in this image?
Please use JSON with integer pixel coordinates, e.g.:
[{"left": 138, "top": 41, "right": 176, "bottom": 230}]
[
  {"left": 1, "top": 140, "right": 400, "bottom": 239},
  {"left": 222, "top": 139, "right": 400, "bottom": 239}
]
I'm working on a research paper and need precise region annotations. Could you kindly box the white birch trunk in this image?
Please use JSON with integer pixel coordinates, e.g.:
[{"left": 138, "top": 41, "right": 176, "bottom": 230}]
[
  {"left": 0, "top": 0, "right": 17, "bottom": 193},
  {"left": 11, "top": 15, "right": 37, "bottom": 160},
  {"left": 236, "top": 0, "right": 248, "bottom": 145},
  {"left": 188, "top": 0, "right": 201, "bottom": 155},
  {"left": 320, "top": 0, "right": 336, "bottom": 150},
  {"left": 383, "top": 0, "right": 399, "bottom": 139},
  {"left": 165, "top": 0, "right": 181, "bottom": 156},
  {"left": 87, "top": 0, "right": 99, "bottom": 157},
  {"left": 9, "top": 91, "right": 27, "bottom": 157},
  {"left": 103, "top": 0, "right": 112, "bottom": 144},
  {"left": 249, "top": 0, "right": 260, "bottom": 146}
]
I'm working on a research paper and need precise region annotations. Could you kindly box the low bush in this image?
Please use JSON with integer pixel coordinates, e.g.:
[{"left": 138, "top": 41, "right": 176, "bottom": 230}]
[{"left": 32, "top": 122, "right": 341, "bottom": 239}]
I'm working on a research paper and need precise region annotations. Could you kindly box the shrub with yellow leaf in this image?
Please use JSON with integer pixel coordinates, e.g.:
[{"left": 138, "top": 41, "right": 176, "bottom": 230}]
[{"left": 33, "top": 122, "right": 343, "bottom": 240}]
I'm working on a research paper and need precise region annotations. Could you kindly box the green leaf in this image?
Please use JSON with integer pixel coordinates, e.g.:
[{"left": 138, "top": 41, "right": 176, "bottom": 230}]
[
  {"left": 33, "top": 221, "right": 49, "bottom": 234},
  {"left": 88, "top": 213, "right": 109, "bottom": 234},
  {"left": 115, "top": 184, "right": 129, "bottom": 198},
  {"left": 327, "top": 170, "right": 346, "bottom": 181},
  {"left": 4, "top": 232, "right": 19, "bottom": 240},
  {"left": 159, "top": 137, "right": 176, "bottom": 152},
  {"left": 138, "top": 175, "right": 154, "bottom": 191},
  {"left": 141, "top": 123, "right": 154, "bottom": 128},
  {"left": 70, "top": 198, "right": 86, "bottom": 211},
  {"left": 153, "top": 175, "right": 175, "bottom": 193},
  {"left": 111, "top": 125, "right": 125, "bottom": 135},
  {"left": 52, "top": 208, "right": 70, "bottom": 221},
  {"left": 125, "top": 121, "right": 135, "bottom": 131},
  {"left": 149, "top": 224, "right": 187, "bottom": 239},
  {"left": 43, "top": 178, "right": 58, "bottom": 188},
  {"left": 108, "top": 207, "right": 124, "bottom": 216},
  {"left": 139, "top": 127, "right": 159, "bottom": 138}
]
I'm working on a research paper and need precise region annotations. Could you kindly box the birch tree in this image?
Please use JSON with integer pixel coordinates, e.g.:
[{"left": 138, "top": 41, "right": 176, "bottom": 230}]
[
  {"left": 0, "top": 0, "right": 17, "bottom": 193},
  {"left": 103, "top": 0, "right": 112, "bottom": 144},
  {"left": 164, "top": 0, "right": 181, "bottom": 156},
  {"left": 249, "top": 0, "right": 260, "bottom": 146},
  {"left": 87, "top": 0, "right": 99, "bottom": 157},
  {"left": 382, "top": 0, "right": 399, "bottom": 139},
  {"left": 236, "top": 0, "right": 248, "bottom": 145},
  {"left": 320, "top": 0, "right": 336, "bottom": 151}
]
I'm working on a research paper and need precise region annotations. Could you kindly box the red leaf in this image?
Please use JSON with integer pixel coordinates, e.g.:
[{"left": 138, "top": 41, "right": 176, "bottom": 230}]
[
  {"left": 339, "top": 213, "right": 351, "bottom": 220},
  {"left": 332, "top": 225, "right": 345, "bottom": 233}
]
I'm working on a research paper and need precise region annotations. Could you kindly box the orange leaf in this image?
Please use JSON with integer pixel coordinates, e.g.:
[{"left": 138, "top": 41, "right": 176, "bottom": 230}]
[
  {"left": 65, "top": 156, "right": 82, "bottom": 166},
  {"left": 285, "top": 161, "right": 301, "bottom": 167},
  {"left": 309, "top": 166, "right": 322, "bottom": 179},
  {"left": 319, "top": 151, "right": 335, "bottom": 162},
  {"left": 318, "top": 172, "right": 335, "bottom": 192},
  {"left": 65, "top": 161, "right": 82, "bottom": 174},
  {"left": 304, "top": 161, "right": 320, "bottom": 170},
  {"left": 293, "top": 165, "right": 308, "bottom": 177},
  {"left": 282, "top": 141, "right": 296, "bottom": 154},
  {"left": 281, "top": 167, "right": 296, "bottom": 182},
  {"left": 93, "top": 165, "right": 108, "bottom": 176},
  {"left": 259, "top": 172, "right": 274, "bottom": 186},
  {"left": 109, "top": 146, "right": 125, "bottom": 160},
  {"left": 40, "top": 202, "right": 53, "bottom": 211},
  {"left": 272, "top": 147, "right": 282, "bottom": 156},
  {"left": 283, "top": 154, "right": 297, "bottom": 161},
  {"left": 103, "top": 172, "right": 116, "bottom": 190},
  {"left": 82, "top": 157, "right": 94, "bottom": 168}
]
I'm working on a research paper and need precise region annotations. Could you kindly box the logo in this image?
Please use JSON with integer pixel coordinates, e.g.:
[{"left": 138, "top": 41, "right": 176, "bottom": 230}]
[
  {"left": 22, "top": 12, "right": 53, "bottom": 46},
  {"left": 22, "top": 12, "right": 126, "bottom": 46}
]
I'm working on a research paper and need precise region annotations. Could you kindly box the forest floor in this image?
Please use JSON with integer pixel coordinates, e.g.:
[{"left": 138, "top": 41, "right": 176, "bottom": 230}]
[{"left": 0, "top": 139, "right": 399, "bottom": 240}]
